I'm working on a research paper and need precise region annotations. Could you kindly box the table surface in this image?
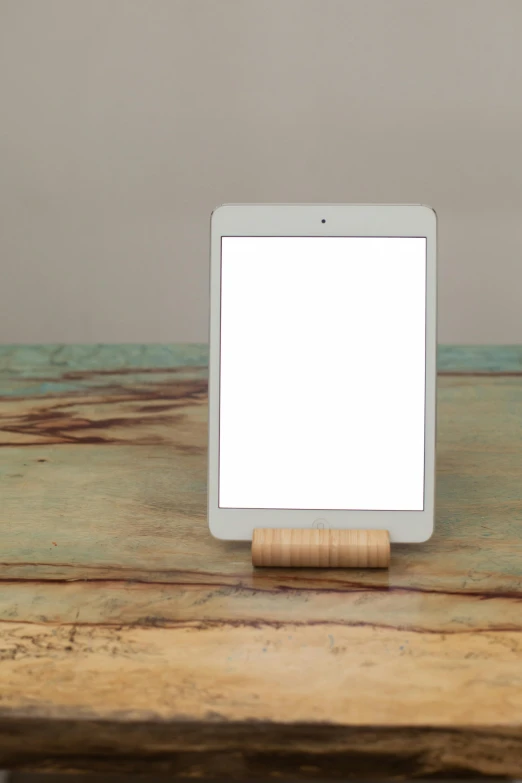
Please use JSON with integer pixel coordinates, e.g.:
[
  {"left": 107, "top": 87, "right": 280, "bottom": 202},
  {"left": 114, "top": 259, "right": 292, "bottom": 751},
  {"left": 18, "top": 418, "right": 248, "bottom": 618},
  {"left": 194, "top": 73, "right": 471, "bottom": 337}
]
[{"left": 1, "top": 344, "right": 522, "bottom": 777}]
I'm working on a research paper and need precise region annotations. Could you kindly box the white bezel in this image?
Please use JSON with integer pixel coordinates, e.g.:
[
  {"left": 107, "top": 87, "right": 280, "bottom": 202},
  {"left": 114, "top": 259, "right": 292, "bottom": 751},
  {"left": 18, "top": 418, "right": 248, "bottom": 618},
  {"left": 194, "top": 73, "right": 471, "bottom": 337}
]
[{"left": 208, "top": 204, "right": 437, "bottom": 543}]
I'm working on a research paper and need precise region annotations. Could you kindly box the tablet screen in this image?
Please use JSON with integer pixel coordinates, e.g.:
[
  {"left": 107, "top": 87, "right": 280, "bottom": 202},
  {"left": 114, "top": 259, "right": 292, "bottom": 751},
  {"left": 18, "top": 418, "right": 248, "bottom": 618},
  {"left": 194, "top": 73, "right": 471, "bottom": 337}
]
[{"left": 219, "top": 236, "right": 426, "bottom": 511}]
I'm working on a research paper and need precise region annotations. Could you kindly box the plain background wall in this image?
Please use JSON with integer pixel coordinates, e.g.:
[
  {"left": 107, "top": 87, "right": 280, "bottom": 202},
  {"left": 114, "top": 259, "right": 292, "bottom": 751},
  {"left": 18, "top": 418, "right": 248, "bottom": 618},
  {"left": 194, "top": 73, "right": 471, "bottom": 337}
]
[{"left": 1, "top": 0, "right": 521, "bottom": 344}]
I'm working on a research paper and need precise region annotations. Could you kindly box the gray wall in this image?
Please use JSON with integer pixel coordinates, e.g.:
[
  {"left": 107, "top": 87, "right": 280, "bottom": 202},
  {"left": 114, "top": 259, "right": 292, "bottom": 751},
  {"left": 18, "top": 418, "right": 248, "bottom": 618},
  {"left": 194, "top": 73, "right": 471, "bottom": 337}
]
[{"left": 1, "top": 0, "right": 521, "bottom": 344}]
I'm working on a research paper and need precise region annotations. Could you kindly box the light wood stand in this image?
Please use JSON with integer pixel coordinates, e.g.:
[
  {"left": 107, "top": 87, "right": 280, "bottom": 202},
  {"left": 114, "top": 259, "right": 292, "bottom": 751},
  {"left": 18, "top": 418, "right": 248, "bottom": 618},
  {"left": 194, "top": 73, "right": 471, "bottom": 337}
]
[{"left": 252, "top": 528, "right": 390, "bottom": 568}]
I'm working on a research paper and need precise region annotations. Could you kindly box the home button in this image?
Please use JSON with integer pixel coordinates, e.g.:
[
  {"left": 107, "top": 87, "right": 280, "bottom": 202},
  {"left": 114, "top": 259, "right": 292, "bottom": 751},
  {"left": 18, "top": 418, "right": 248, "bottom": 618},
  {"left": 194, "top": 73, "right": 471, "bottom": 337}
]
[{"left": 312, "top": 518, "right": 330, "bottom": 529}]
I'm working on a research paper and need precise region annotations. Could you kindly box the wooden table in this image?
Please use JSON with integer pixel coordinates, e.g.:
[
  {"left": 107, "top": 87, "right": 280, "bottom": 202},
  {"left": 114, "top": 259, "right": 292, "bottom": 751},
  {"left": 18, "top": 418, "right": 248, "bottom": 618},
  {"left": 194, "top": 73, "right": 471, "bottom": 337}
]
[{"left": 1, "top": 344, "right": 522, "bottom": 777}]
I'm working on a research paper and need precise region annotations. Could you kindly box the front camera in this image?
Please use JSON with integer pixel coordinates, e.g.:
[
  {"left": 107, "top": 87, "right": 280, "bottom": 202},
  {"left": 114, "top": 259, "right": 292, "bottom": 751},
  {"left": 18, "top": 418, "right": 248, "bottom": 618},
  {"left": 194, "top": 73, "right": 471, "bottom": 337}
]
[{"left": 321, "top": 219, "right": 326, "bottom": 224}]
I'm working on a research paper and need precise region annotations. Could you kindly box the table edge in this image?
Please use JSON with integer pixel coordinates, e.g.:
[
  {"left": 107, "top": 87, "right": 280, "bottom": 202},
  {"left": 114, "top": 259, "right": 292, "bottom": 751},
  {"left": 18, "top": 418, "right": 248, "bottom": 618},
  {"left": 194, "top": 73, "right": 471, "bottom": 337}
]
[{"left": 0, "top": 344, "right": 521, "bottom": 374}]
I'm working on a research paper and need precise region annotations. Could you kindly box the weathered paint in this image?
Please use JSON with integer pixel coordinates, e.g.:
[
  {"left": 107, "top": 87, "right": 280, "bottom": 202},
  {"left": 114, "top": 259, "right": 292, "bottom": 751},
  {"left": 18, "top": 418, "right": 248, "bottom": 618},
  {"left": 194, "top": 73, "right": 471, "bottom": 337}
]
[{"left": 0, "top": 344, "right": 522, "bottom": 776}]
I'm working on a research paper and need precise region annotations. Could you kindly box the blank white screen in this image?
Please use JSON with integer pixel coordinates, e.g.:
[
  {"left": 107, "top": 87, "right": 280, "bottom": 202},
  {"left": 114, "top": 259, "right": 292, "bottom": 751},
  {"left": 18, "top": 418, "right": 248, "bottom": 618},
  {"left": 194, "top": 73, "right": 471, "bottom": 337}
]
[{"left": 219, "top": 236, "right": 426, "bottom": 510}]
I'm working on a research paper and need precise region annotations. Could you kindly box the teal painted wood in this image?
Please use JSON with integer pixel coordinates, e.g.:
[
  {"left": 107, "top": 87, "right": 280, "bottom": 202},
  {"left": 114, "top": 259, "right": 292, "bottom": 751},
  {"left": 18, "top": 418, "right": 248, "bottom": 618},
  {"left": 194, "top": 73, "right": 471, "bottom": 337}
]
[
  {"left": 2, "top": 342, "right": 522, "bottom": 774},
  {"left": 0, "top": 344, "right": 209, "bottom": 376},
  {"left": 0, "top": 345, "right": 521, "bottom": 399},
  {"left": 0, "top": 344, "right": 209, "bottom": 398},
  {"left": 437, "top": 344, "right": 522, "bottom": 373}
]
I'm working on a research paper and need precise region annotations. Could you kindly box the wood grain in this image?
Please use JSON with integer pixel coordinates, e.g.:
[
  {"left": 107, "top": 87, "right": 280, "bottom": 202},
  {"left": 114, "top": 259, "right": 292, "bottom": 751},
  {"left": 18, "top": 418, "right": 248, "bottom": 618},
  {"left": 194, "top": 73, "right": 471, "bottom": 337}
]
[
  {"left": 252, "top": 528, "right": 390, "bottom": 567},
  {"left": 1, "top": 344, "right": 522, "bottom": 776}
]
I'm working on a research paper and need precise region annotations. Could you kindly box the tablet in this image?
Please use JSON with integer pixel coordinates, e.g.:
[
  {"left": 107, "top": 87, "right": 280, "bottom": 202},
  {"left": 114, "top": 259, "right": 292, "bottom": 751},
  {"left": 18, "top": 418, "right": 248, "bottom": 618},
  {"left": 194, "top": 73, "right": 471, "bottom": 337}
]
[{"left": 208, "top": 204, "right": 436, "bottom": 543}]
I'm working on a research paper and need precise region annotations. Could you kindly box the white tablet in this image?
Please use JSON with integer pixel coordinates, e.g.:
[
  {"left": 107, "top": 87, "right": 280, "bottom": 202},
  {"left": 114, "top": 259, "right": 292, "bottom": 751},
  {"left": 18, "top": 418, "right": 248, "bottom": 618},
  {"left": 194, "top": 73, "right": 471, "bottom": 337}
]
[{"left": 208, "top": 204, "right": 436, "bottom": 543}]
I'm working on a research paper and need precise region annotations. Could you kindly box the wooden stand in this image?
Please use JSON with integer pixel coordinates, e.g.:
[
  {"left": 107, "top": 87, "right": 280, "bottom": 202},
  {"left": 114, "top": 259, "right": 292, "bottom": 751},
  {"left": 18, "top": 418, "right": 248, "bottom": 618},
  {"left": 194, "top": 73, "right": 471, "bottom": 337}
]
[{"left": 252, "top": 528, "right": 390, "bottom": 568}]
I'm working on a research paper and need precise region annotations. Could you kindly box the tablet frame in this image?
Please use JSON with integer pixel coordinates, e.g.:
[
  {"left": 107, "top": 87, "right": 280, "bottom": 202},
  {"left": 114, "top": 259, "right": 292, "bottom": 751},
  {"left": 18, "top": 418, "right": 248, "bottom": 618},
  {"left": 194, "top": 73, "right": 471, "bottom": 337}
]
[{"left": 208, "top": 204, "right": 437, "bottom": 542}]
